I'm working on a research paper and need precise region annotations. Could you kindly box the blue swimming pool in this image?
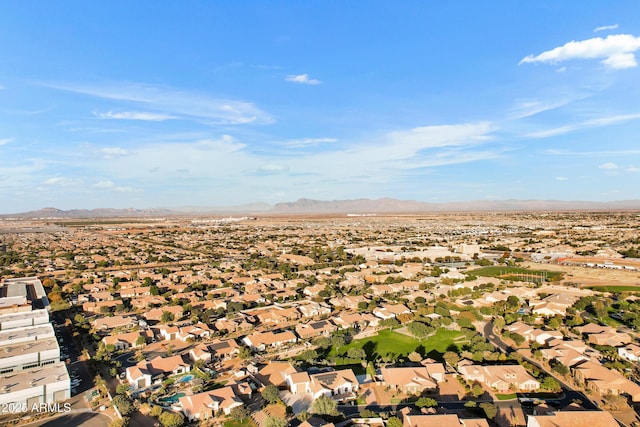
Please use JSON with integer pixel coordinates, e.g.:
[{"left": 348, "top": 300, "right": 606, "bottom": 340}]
[
  {"left": 158, "top": 392, "right": 185, "bottom": 403},
  {"left": 179, "top": 374, "right": 194, "bottom": 383}
]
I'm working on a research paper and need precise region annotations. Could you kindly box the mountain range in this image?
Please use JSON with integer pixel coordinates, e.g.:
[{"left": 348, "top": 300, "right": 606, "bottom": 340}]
[{"left": 3, "top": 198, "right": 640, "bottom": 218}]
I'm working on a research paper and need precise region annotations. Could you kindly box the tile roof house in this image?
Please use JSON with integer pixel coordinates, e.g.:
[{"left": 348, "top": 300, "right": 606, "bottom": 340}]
[
  {"left": 295, "top": 320, "right": 337, "bottom": 340},
  {"left": 458, "top": 364, "right": 540, "bottom": 392},
  {"left": 102, "top": 330, "right": 150, "bottom": 351},
  {"left": 619, "top": 343, "right": 640, "bottom": 362},
  {"left": 92, "top": 315, "right": 138, "bottom": 331},
  {"left": 308, "top": 368, "right": 359, "bottom": 400},
  {"left": 179, "top": 385, "right": 244, "bottom": 421},
  {"left": 143, "top": 305, "right": 184, "bottom": 322},
  {"left": 255, "top": 361, "right": 297, "bottom": 388},
  {"left": 526, "top": 410, "right": 618, "bottom": 427},
  {"left": 207, "top": 339, "right": 240, "bottom": 361},
  {"left": 402, "top": 414, "right": 489, "bottom": 427},
  {"left": 504, "top": 322, "right": 564, "bottom": 345},
  {"left": 572, "top": 360, "right": 640, "bottom": 401},
  {"left": 380, "top": 366, "right": 438, "bottom": 394},
  {"left": 126, "top": 355, "right": 191, "bottom": 390},
  {"left": 189, "top": 343, "right": 212, "bottom": 363},
  {"left": 297, "top": 301, "right": 332, "bottom": 318},
  {"left": 242, "top": 330, "right": 297, "bottom": 352}
]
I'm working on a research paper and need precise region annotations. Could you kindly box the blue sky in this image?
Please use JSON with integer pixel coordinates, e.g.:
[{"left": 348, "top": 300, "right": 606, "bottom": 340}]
[{"left": 1, "top": 1, "right": 640, "bottom": 213}]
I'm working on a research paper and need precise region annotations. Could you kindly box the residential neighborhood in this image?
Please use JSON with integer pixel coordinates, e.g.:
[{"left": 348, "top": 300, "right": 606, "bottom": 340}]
[{"left": 1, "top": 211, "right": 640, "bottom": 427}]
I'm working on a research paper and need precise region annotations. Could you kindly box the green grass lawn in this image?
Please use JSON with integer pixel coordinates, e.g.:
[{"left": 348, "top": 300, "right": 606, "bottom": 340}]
[
  {"left": 496, "top": 393, "right": 517, "bottom": 400},
  {"left": 470, "top": 266, "right": 562, "bottom": 282},
  {"left": 330, "top": 328, "right": 463, "bottom": 362}
]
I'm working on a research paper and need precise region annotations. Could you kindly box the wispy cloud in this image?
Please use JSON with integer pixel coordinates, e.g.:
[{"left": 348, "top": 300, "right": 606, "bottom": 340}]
[
  {"left": 279, "top": 137, "right": 337, "bottom": 148},
  {"left": 526, "top": 112, "right": 640, "bottom": 138},
  {"left": 43, "top": 177, "right": 82, "bottom": 186},
  {"left": 45, "top": 81, "right": 274, "bottom": 125},
  {"left": 546, "top": 148, "right": 640, "bottom": 157},
  {"left": 255, "top": 164, "right": 290, "bottom": 175},
  {"left": 595, "top": 24, "right": 619, "bottom": 32},
  {"left": 599, "top": 162, "right": 618, "bottom": 169},
  {"left": 58, "top": 122, "right": 499, "bottom": 206},
  {"left": 555, "top": 176, "right": 569, "bottom": 181},
  {"left": 520, "top": 34, "right": 640, "bottom": 70},
  {"left": 0, "top": 138, "right": 13, "bottom": 146},
  {"left": 93, "top": 180, "right": 139, "bottom": 192},
  {"left": 285, "top": 74, "right": 321, "bottom": 85},
  {"left": 100, "top": 147, "right": 132, "bottom": 159},
  {"left": 509, "top": 99, "right": 571, "bottom": 119},
  {"left": 95, "top": 111, "right": 176, "bottom": 121}
]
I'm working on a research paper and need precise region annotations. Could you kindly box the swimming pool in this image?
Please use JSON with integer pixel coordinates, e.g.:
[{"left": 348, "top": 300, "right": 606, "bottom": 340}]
[
  {"left": 158, "top": 392, "right": 185, "bottom": 403},
  {"left": 179, "top": 374, "right": 194, "bottom": 383}
]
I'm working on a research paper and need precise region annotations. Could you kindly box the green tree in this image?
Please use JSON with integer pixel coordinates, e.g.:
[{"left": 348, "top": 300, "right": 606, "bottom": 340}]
[
  {"left": 443, "top": 351, "right": 460, "bottom": 368},
  {"left": 541, "top": 376, "right": 560, "bottom": 391},
  {"left": 311, "top": 394, "right": 340, "bottom": 416},
  {"left": 113, "top": 394, "right": 134, "bottom": 416},
  {"left": 479, "top": 402, "right": 497, "bottom": 420},
  {"left": 239, "top": 346, "right": 252, "bottom": 360},
  {"left": 159, "top": 411, "right": 184, "bottom": 427},
  {"left": 387, "top": 417, "right": 403, "bottom": 427},
  {"left": 298, "top": 349, "right": 318, "bottom": 363},
  {"left": 415, "top": 397, "right": 437, "bottom": 408},
  {"left": 262, "top": 384, "right": 281, "bottom": 404},
  {"left": 229, "top": 405, "right": 250, "bottom": 421},
  {"left": 151, "top": 405, "right": 163, "bottom": 417},
  {"left": 264, "top": 416, "right": 287, "bottom": 427},
  {"left": 116, "top": 384, "right": 130, "bottom": 395},
  {"left": 160, "top": 311, "right": 175, "bottom": 323},
  {"left": 347, "top": 348, "right": 366, "bottom": 360},
  {"left": 471, "top": 383, "right": 484, "bottom": 398},
  {"left": 331, "top": 335, "right": 345, "bottom": 348}
]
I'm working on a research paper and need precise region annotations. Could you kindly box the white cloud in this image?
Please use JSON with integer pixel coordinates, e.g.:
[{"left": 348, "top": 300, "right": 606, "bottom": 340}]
[
  {"left": 93, "top": 180, "right": 139, "bottom": 192},
  {"left": 526, "top": 112, "right": 640, "bottom": 138},
  {"left": 599, "top": 162, "right": 619, "bottom": 170},
  {"left": 509, "top": 99, "right": 570, "bottom": 120},
  {"left": 555, "top": 176, "right": 569, "bottom": 181},
  {"left": 520, "top": 34, "right": 640, "bottom": 70},
  {"left": 556, "top": 66, "right": 567, "bottom": 72},
  {"left": 44, "top": 177, "right": 81, "bottom": 186},
  {"left": 94, "top": 180, "right": 115, "bottom": 188},
  {"left": 385, "top": 122, "right": 494, "bottom": 154},
  {"left": 626, "top": 167, "right": 640, "bottom": 172},
  {"left": 546, "top": 148, "right": 640, "bottom": 157},
  {"left": 280, "top": 138, "right": 337, "bottom": 148},
  {"left": 257, "top": 164, "right": 289, "bottom": 174},
  {"left": 285, "top": 74, "right": 321, "bottom": 85},
  {"left": 38, "top": 123, "right": 499, "bottom": 208},
  {"left": 46, "top": 81, "right": 273, "bottom": 125},
  {"left": 0, "top": 138, "right": 13, "bottom": 146},
  {"left": 595, "top": 24, "right": 619, "bottom": 32},
  {"left": 96, "top": 111, "right": 176, "bottom": 121},
  {"left": 100, "top": 147, "right": 131, "bottom": 159}
]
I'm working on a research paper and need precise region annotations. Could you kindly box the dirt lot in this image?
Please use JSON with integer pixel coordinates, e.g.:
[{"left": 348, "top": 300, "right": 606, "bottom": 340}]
[{"left": 523, "top": 261, "right": 640, "bottom": 288}]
